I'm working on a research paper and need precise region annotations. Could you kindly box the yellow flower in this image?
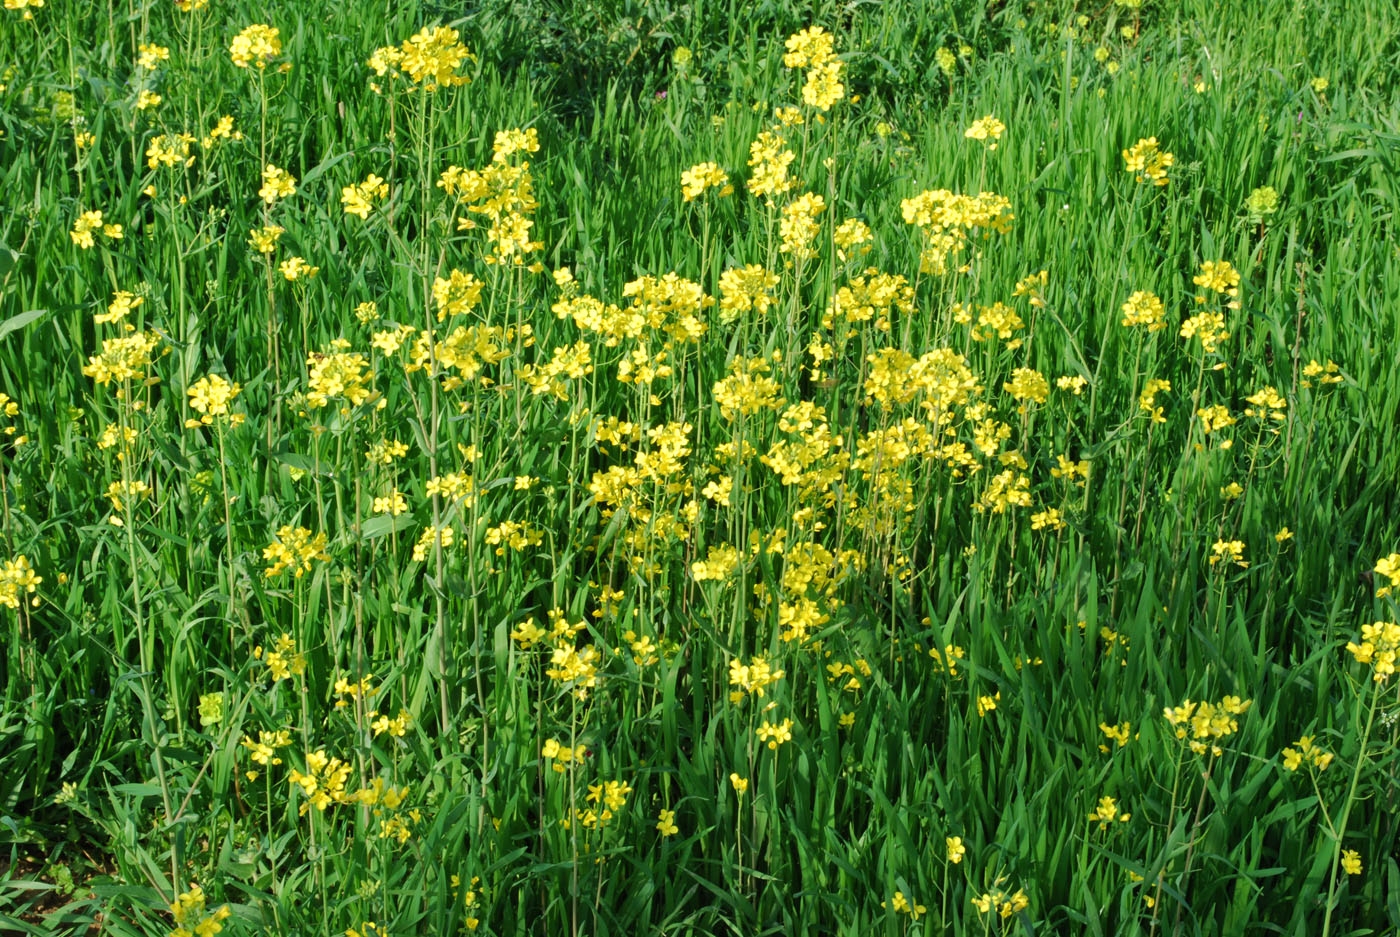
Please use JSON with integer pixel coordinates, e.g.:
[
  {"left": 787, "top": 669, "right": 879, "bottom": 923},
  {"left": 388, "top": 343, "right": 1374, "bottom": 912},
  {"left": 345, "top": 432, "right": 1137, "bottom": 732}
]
[
  {"left": 0, "top": 555, "right": 42, "bottom": 610},
  {"left": 186, "top": 374, "right": 243, "bottom": 427},
  {"left": 259, "top": 164, "right": 297, "bottom": 204},
  {"left": 70, "top": 209, "right": 105, "bottom": 249},
  {"left": 1341, "top": 849, "right": 1361, "bottom": 875},
  {"left": 248, "top": 225, "right": 285, "bottom": 253},
  {"left": 964, "top": 115, "right": 1006, "bottom": 146},
  {"left": 946, "top": 836, "right": 966, "bottom": 863},
  {"left": 680, "top": 162, "right": 731, "bottom": 202},
  {"left": 279, "top": 256, "right": 320, "bottom": 281},
  {"left": 263, "top": 525, "right": 330, "bottom": 578},
  {"left": 656, "top": 809, "right": 678, "bottom": 837},
  {"left": 1345, "top": 620, "right": 1400, "bottom": 682},
  {"left": 370, "top": 26, "right": 473, "bottom": 90},
  {"left": 1123, "top": 137, "right": 1174, "bottom": 186},
  {"left": 1374, "top": 553, "right": 1400, "bottom": 597},
  {"left": 372, "top": 490, "right": 408, "bottom": 516},
  {"left": 97, "top": 290, "right": 143, "bottom": 325},
  {"left": 342, "top": 173, "right": 389, "bottom": 219},
  {"left": 783, "top": 26, "right": 835, "bottom": 69},
  {"left": 729, "top": 773, "right": 748, "bottom": 794},
  {"left": 1121, "top": 290, "right": 1166, "bottom": 330},
  {"left": 1088, "top": 795, "right": 1130, "bottom": 828},
  {"left": 1209, "top": 539, "right": 1248, "bottom": 569},
  {"left": 230, "top": 24, "right": 282, "bottom": 69},
  {"left": 755, "top": 717, "right": 794, "bottom": 749}
]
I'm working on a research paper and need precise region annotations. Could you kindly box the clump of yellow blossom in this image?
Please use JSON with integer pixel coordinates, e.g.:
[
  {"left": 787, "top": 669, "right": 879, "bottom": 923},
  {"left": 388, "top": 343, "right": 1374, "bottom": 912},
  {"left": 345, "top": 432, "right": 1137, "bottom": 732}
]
[
  {"left": 0, "top": 555, "right": 42, "bottom": 609},
  {"left": 885, "top": 891, "right": 927, "bottom": 920},
  {"left": 342, "top": 173, "right": 389, "bottom": 219},
  {"left": 680, "top": 162, "right": 731, "bottom": 202},
  {"left": 1162, "top": 695, "right": 1252, "bottom": 756},
  {"left": 1372, "top": 553, "right": 1399, "bottom": 597},
  {"left": 259, "top": 164, "right": 296, "bottom": 204},
  {"left": 263, "top": 526, "right": 330, "bottom": 578},
  {"left": 70, "top": 209, "right": 122, "bottom": 249},
  {"left": 169, "top": 882, "right": 231, "bottom": 937},
  {"left": 229, "top": 24, "right": 281, "bottom": 70},
  {"left": 1121, "top": 290, "right": 1166, "bottom": 330},
  {"left": 1209, "top": 539, "right": 1247, "bottom": 569},
  {"left": 1280, "top": 735, "right": 1333, "bottom": 772},
  {"left": 1123, "top": 136, "right": 1174, "bottom": 186},
  {"left": 964, "top": 115, "right": 1005, "bottom": 147},
  {"left": 368, "top": 26, "right": 473, "bottom": 91},
  {"left": 972, "top": 887, "right": 1029, "bottom": 918},
  {"left": 1345, "top": 620, "right": 1400, "bottom": 682},
  {"left": 185, "top": 374, "right": 244, "bottom": 427}
]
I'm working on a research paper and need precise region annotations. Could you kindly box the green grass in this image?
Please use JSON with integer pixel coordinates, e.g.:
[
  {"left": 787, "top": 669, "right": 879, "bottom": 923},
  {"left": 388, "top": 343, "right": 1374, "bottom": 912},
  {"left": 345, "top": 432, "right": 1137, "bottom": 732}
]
[{"left": 1, "top": 0, "right": 1399, "bottom": 935}]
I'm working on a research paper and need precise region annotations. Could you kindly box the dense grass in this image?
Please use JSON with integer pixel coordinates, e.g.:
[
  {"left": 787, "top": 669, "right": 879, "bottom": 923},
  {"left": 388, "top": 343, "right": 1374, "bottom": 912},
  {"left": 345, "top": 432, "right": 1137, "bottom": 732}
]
[{"left": 1, "top": 0, "right": 1399, "bottom": 935}]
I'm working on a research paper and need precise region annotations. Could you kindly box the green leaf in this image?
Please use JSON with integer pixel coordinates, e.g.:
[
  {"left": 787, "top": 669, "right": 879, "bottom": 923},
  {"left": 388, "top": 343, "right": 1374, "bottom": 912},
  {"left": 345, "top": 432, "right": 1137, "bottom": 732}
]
[{"left": 0, "top": 308, "right": 46, "bottom": 342}]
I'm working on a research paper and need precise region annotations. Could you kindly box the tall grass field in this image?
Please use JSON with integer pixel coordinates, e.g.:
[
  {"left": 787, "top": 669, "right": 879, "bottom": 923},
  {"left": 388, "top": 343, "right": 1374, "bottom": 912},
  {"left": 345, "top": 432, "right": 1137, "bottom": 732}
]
[{"left": 1, "top": 0, "right": 1399, "bottom": 934}]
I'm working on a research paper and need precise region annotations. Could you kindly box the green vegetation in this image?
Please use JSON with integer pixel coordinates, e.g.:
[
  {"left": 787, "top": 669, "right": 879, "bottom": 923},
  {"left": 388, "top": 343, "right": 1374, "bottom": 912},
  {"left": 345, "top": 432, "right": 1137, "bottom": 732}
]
[{"left": 1, "top": 0, "right": 1398, "bottom": 934}]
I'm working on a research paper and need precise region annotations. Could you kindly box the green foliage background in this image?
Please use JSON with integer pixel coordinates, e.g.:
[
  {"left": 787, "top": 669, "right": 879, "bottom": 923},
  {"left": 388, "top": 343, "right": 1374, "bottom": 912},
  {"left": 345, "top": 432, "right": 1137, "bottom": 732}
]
[{"left": 0, "top": 0, "right": 1398, "bottom": 935}]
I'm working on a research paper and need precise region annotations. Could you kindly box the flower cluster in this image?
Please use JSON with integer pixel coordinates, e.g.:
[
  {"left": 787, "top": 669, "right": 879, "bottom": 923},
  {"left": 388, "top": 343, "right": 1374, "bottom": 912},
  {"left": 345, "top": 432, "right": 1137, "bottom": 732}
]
[
  {"left": 1123, "top": 136, "right": 1174, "bottom": 186},
  {"left": 229, "top": 24, "right": 281, "bottom": 69},
  {"left": 1162, "top": 695, "right": 1252, "bottom": 756}
]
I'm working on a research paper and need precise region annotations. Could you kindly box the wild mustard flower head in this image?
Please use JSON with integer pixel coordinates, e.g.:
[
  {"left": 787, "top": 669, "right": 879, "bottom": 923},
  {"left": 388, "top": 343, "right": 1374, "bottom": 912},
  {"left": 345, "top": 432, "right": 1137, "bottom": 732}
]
[
  {"left": 170, "top": 882, "right": 231, "bottom": 937},
  {"left": 229, "top": 24, "right": 282, "bottom": 69},
  {"left": 70, "top": 209, "right": 110, "bottom": 249},
  {"left": 493, "top": 127, "right": 539, "bottom": 161},
  {"left": 1374, "top": 553, "right": 1400, "bottom": 597},
  {"left": 964, "top": 115, "right": 1006, "bottom": 147},
  {"left": 248, "top": 225, "right": 284, "bottom": 254},
  {"left": 1280, "top": 735, "right": 1333, "bottom": 772},
  {"left": 259, "top": 164, "right": 296, "bottom": 204},
  {"left": 0, "top": 555, "right": 42, "bottom": 609},
  {"left": 680, "top": 162, "right": 731, "bottom": 202},
  {"left": 782, "top": 26, "right": 834, "bottom": 69},
  {"left": 1193, "top": 260, "right": 1240, "bottom": 297},
  {"left": 263, "top": 525, "right": 330, "bottom": 578},
  {"left": 186, "top": 374, "right": 244, "bottom": 427},
  {"left": 1123, "top": 137, "right": 1174, "bottom": 186},
  {"left": 82, "top": 332, "right": 163, "bottom": 385},
  {"left": 885, "top": 891, "right": 926, "bottom": 919},
  {"left": 342, "top": 174, "right": 389, "bottom": 219},
  {"left": 146, "top": 133, "right": 196, "bottom": 170},
  {"left": 971, "top": 888, "right": 1029, "bottom": 918},
  {"left": 97, "top": 290, "right": 143, "bottom": 325},
  {"left": 1088, "top": 795, "right": 1130, "bottom": 828},
  {"left": 370, "top": 26, "right": 473, "bottom": 90},
  {"left": 1121, "top": 290, "right": 1166, "bottom": 330},
  {"left": 1179, "top": 311, "right": 1230, "bottom": 354},
  {"left": 1209, "top": 539, "right": 1247, "bottom": 569},
  {"left": 747, "top": 131, "right": 796, "bottom": 201},
  {"left": 1162, "top": 695, "right": 1252, "bottom": 756},
  {"left": 4, "top": 0, "right": 44, "bottom": 19},
  {"left": 755, "top": 717, "right": 794, "bottom": 749},
  {"left": 136, "top": 43, "right": 169, "bottom": 71},
  {"left": 1345, "top": 620, "right": 1400, "bottom": 682},
  {"left": 801, "top": 59, "right": 845, "bottom": 110}
]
